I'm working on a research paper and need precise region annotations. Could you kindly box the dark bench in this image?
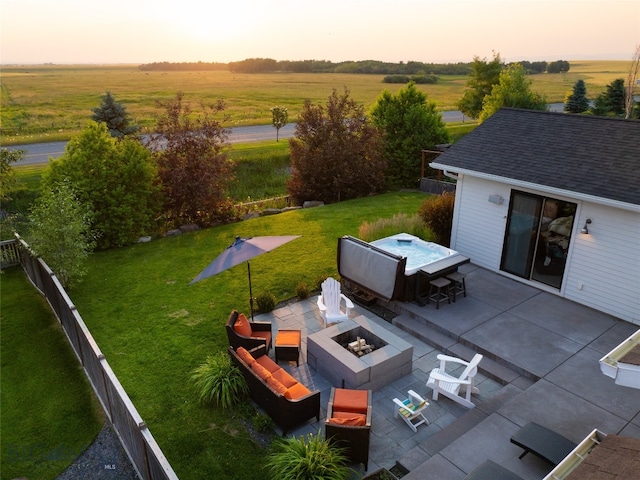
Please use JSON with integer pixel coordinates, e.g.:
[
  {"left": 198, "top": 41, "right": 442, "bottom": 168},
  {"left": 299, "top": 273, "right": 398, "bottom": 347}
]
[
  {"left": 465, "top": 460, "right": 522, "bottom": 480},
  {"left": 510, "top": 422, "right": 578, "bottom": 466}
]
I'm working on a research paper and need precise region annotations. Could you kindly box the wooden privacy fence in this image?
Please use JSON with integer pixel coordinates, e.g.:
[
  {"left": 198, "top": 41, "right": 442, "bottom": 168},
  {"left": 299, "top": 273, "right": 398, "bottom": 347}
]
[{"left": 8, "top": 235, "right": 179, "bottom": 480}]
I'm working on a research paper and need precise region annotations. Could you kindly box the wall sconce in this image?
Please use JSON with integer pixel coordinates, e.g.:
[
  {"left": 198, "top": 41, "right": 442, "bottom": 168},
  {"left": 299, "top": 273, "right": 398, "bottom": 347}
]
[{"left": 580, "top": 218, "right": 592, "bottom": 234}]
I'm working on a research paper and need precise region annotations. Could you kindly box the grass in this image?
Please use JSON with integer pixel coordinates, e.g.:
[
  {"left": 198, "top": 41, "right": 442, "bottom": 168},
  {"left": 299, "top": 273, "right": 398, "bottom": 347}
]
[
  {"left": 0, "top": 268, "right": 104, "bottom": 480},
  {"left": 2, "top": 60, "right": 634, "bottom": 144},
  {"left": 56, "top": 190, "right": 428, "bottom": 479}
]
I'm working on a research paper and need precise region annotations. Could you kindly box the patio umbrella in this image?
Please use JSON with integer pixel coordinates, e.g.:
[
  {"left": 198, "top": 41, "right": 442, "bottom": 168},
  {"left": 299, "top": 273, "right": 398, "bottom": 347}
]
[{"left": 189, "top": 235, "right": 301, "bottom": 319}]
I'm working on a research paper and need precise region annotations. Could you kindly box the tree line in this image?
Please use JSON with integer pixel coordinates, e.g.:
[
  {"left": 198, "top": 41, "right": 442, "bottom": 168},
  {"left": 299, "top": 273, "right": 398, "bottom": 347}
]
[{"left": 138, "top": 58, "right": 570, "bottom": 76}]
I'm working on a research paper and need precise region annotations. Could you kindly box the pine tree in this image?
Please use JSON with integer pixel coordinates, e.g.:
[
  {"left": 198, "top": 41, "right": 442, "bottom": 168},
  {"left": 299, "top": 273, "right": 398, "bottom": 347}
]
[
  {"left": 91, "top": 91, "right": 139, "bottom": 138},
  {"left": 564, "top": 79, "right": 589, "bottom": 113}
]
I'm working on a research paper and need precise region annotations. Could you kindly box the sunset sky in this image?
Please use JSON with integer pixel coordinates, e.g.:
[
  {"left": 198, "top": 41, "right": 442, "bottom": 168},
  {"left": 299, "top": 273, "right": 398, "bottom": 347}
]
[{"left": 1, "top": 0, "right": 639, "bottom": 65}]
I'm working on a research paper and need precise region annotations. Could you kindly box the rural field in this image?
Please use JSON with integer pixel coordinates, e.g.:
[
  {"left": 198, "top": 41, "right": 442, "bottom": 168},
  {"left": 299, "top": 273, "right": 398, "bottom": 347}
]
[{"left": 1, "top": 60, "right": 634, "bottom": 144}]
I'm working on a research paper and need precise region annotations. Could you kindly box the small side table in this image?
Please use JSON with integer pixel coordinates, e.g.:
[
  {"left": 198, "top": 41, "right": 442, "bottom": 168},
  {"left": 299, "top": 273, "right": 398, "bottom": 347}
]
[{"left": 275, "top": 329, "right": 301, "bottom": 366}]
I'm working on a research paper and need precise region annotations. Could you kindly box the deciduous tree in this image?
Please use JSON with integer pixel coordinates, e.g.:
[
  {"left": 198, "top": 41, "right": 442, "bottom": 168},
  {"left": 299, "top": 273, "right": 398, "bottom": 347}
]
[
  {"left": 91, "top": 91, "right": 139, "bottom": 138},
  {"left": 564, "top": 79, "right": 589, "bottom": 113},
  {"left": 457, "top": 52, "right": 504, "bottom": 120},
  {"left": 43, "top": 121, "right": 162, "bottom": 249},
  {"left": 148, "top": 92, "right": 234, "bottom": 227},
  {"left": 625, "top": 44, "right": 640, "bottom": 119},
  {"left": 271, "top": 106, "right": 288, "bottom": 141},
  {"left": 479, "top": 63, "right": 547, "bottom": 122},
  {"left": 27, "top": 180, "right": 96, "bottom": 289},
  {"left": 287, "top": 88, "right": 385, "bottom": 204},
  {"left": 371, "top": 82, "right": 450, "bottom": 187}
]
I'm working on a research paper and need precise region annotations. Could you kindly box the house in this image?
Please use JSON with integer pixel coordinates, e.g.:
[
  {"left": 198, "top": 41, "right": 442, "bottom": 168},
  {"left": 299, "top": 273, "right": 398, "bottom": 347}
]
[{"left": 430, "top": 108, "right": 640, "bottom": 325}]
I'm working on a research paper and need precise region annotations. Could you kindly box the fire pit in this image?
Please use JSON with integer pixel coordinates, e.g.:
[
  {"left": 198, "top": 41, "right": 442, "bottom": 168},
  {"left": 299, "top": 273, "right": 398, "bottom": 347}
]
[{"left": 307, "top": 318, "right": 413, "bottom": 391}]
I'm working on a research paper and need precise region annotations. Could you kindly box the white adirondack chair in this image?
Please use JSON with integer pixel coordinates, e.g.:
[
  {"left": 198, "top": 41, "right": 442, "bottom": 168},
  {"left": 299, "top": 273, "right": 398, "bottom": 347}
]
[
  {"left": 317, "top": 277, "right": 354, "bottom": 328},
  {"left": 426, "top": 353, "right": 483, "bottom": 408}
]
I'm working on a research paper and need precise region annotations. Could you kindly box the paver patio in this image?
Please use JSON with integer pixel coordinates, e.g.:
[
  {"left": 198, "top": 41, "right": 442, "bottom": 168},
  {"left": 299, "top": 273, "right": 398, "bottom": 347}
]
[{"left": 253, "top": 263, "right": 640, "bottom": 478}]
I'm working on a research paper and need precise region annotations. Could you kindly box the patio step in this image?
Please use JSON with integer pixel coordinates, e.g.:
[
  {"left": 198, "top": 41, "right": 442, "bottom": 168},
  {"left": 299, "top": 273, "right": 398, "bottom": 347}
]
[
  {"left": 392, "top": 312, "right": 540, "bottom": 383},
  {"left": 392, "top": 315, "right": 529, "bottom": 386},
  {"left": 396, "top": 382, "right": 526, "bottom": 473}
]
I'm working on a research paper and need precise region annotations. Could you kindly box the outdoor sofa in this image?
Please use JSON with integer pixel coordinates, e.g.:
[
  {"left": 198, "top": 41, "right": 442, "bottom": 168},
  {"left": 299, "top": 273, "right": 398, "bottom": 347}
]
[{"left": 228, "top": 344, "right": 320, "bottom": 435}]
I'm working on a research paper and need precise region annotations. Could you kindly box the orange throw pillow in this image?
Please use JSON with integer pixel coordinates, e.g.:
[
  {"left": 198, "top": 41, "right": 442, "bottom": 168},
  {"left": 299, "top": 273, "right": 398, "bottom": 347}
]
[
  {"left": 255, "top": 355, "right": 280, "bottom": 373},
  {"left": 267, "top": 376, "right": 288, "bottom": 395},
  {"left": 284, "top": 382, "right": 311, "bottom": 400},
  {"left": 250, "top": 361, "right": 272, "bottom": 381},
  {"left": 234, "top": 313, "right": 252, "bottom": 337},
  {"left": 271, "top": 368, "right": 298, "bottom": 388},
  {"left": 236, "top": 347, "right": 255, "bottom": 365},
  {"left": 328, "top": 412, "right": 366, "bottom": 426}
]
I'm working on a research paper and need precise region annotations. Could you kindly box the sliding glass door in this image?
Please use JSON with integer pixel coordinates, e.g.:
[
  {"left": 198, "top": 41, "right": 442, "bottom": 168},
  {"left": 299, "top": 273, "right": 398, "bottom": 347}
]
[{"left": 500, "top": 191, "right": 576, "bottom": 289}]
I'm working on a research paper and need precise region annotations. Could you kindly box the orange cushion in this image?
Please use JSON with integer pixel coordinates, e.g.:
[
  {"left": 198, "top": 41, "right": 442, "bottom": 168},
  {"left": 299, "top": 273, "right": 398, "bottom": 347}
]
[
  {"left": 234, "top": 313, "right": 252, "bottom": 337},
  {"left": 250, "top": 361, "right": 272, "bottom": 381},
  {"left": 255, "top": 355, "right": 280, "bottom": 373},
  {"left": 328, "top": 412, "right": 366, "bottom": 426},
  {"left": 271, "top": 368, "right": 298, "bottom": 388},
  {"left": 284, "top": 382, "right": 311, "bottom": 400},
  {"left": 332, "top": 388, "right": 369, "bottom": 414},
  {"left": 276, "top": 330, "right": 301, "bottom": 346},
  {"left": 235, "top": 347, "right": 255, "bottom": 365},
  {"left": 267, "top": 376, "right": 288, "bottom": 395},
  {"left": 252, "top": 330, "right": 272, "bottom": 345}
]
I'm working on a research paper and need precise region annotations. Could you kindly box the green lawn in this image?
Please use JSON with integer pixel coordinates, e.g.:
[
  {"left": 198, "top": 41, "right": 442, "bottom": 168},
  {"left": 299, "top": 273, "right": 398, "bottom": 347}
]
[
  {"left": 60, "top": 191, "right": 428, "bottom": 479},
  {"left": 0, "top": 268, "right": 104, "bottom": 480}
]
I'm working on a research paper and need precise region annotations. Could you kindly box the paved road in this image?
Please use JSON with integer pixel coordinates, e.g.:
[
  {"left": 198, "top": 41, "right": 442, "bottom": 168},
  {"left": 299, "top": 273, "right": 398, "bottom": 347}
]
[{"left": 8, "top": 105, "right": 564, "bottom": 166}]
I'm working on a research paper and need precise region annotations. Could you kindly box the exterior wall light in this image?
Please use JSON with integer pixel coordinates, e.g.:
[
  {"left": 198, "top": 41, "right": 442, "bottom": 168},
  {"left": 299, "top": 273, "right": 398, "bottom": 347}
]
[{"left": 580, "top": 218, "right": 592, "bottom": 234}]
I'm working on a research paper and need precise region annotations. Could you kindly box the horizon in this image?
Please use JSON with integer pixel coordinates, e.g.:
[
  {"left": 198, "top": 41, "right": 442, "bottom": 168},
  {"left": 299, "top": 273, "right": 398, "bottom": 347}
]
[{"left": 1, "top": 0, "right": 638, "bottom": 66}]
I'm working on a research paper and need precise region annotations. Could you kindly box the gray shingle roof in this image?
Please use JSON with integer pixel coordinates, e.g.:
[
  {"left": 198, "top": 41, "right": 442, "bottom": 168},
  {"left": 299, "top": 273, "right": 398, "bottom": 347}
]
[{"left": 432, "top": 108, "right": 640, "bottom": 206}]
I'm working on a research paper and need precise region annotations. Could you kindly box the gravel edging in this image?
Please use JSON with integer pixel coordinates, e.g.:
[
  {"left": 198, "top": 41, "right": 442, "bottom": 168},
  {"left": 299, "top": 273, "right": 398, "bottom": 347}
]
[{"left": 56, "top": 423, "right": 139, "bottom": 480}]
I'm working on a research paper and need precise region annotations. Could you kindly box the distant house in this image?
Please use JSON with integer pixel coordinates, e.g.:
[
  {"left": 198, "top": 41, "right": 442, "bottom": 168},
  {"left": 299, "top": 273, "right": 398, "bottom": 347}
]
[{"left": 430, "top": 108, "right": 640, "bottom": 325}]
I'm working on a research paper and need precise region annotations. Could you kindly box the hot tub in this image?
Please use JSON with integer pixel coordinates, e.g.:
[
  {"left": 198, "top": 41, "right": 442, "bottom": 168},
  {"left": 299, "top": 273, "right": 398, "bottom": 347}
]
[
  {"left": 338, "top": 233, "right": 470, "bottom": 302},
  {"left": 370, "top": 233, "right": 459, "bottom": 275}
]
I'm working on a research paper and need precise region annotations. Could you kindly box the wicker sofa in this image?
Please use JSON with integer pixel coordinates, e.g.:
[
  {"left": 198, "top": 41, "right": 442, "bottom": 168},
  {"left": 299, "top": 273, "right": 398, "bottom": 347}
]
[
  {"left": 228, "top": 344, "right": 321, "bottom": 435},
  {"left": 325, "top": 387, "right": 372, "bottom": 471},
  {"left": 225, "top": 309, "right": 272, "bottom": 352}
]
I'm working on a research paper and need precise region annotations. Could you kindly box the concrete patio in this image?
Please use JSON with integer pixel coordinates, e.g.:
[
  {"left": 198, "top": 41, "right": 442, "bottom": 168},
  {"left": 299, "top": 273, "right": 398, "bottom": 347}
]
[{"left": 254, "top": 263, "right": 640, "bottom": 478}]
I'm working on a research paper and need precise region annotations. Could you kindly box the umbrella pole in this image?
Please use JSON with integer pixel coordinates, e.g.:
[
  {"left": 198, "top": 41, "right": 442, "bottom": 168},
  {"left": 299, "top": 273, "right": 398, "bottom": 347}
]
[{"left": 247, "top": 261, "right": 254, "bottom": 321}]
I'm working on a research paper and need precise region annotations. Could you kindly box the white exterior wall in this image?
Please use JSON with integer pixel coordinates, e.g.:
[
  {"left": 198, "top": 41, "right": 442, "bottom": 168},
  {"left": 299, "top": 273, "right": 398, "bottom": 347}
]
[
  {"left": 450, "top": 175, "right": 512, "bottom": 270},
  {"left": 564, "top": 202, "right": 640, "bottom": 325},
  {"left": 451, "top": 175, "right": 640, "bottom": 325}
]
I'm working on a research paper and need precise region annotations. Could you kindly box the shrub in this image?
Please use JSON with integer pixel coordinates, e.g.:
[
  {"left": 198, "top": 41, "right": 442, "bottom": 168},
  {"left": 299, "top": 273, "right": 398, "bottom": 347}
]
[
  {"left": 190, "top": 352, "right": 248, "bottom": 408},
  {"left": 287, "top": 88, "right": 386, "bottom": 204},
  {"left": 418, "top": 192, "right": 455, "bottom": 246},
  {"left": 358, "top": 213, "right": 434, "bottom": 243},
  {"left": 256, "top": 291, "right": 276, "bottom": 313},
  {"left": 42, "top": 121, "right": 162, "bottom": 249},
  {"left": 295, "top": 281, "right": 310, "bottom": 300},
  {"left": 266, "top": 432, "right": 351, "bottom": 480}
]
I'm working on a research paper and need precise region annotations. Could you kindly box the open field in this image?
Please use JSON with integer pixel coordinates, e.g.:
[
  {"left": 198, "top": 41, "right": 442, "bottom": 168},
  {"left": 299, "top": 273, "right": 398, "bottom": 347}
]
[{"left": 1, "top": 60, "right": 634, "bottom": 144}]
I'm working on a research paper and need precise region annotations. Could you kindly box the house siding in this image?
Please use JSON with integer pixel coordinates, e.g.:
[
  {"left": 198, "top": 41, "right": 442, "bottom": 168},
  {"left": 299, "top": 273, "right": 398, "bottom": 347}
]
[
  {"left": 564, "top": 203, "right": 640, "bottom": 324},
  {"left": 451, "top": 176, "right": 640, "bottom": 325}
]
